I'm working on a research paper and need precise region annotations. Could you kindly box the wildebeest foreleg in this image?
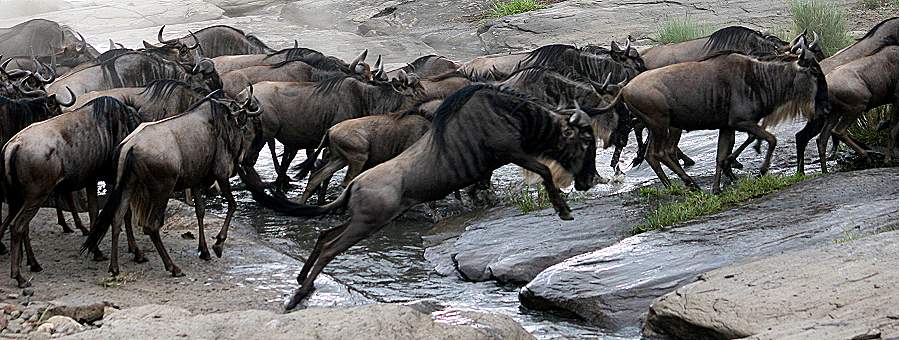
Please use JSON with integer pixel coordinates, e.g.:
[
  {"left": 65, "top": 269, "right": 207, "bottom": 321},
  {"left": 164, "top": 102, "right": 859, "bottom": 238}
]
[
  {"left": 734, "top": 121, "right": 777, "bottom": 175},
  {"left": 273, "top": 148, "right": 299, "bottom": 190},
  {"left": 814, "top": 118, "right": 838, "bottom": 174},
  {"left": 713, "top": 130, "right": 737, "bottom": 194},
  {"left": 54, "top": 195, "right": 75, "bottom": 233},
  {"left": 64, "top": 191, "right": 89, "bottom": 235},
  {"left": 212, "top": 179, "right": 235, "bottom": 258},
  {"left": 295, "top": 223, "right": 349, "bottom": 285},
  {"left": 510, "top": 155, "right": 572, "bottom": 220},
  {"left": 268, "top": 140, "right": 280, "bottom": 170},
  {"left": 191, "top": 188, "right": 211, "bottom": 261}
]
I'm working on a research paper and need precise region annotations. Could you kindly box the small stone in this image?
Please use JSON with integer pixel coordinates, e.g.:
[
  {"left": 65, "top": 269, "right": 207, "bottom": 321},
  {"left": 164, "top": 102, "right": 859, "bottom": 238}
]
[
  {"left": 0, "top": 303, "right": 18, "bottom": 314},
  {"left": 7, "top": 319, "right": 22, "bottom": 333},
  {"left": 20, "top": 309, "right": 34, "bottom": 321},
  {"left": 44, "top": 316, "right": 83, "bottom": 334},
  {"left": 6, "top": 294, "right": 18, "bottom": 300},
  {"left": 21, "top": 289, "right": 33, "bottom": 297},
  {"left": 9, "top": 311, "right": 20, "bottom": 319},
  {"left": 42, "top": 303, "right": 105, "bottom": 323},
  {"left": 35, "top": 323, "right": 54, "bottom": 334}
]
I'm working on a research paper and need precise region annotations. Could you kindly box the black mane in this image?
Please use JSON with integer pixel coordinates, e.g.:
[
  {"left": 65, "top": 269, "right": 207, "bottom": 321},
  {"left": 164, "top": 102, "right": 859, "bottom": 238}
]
[
  {"left": 860, "top": 17, "right": 899, "bottom": 41},
  {"left": 704, "top": 26, "right": 782, "bottom": 55},
  {"left": 138, "top": 79, "right": 194, "bottom": 99},
  {"left": 522, "top": 44, "right": 578, "bottom": 68},
  {"left": 85, "top": 96, "right": 143, "bottom": 132},
  {"left": 431, "top": 84, "right": 542, "bottom": 147}
]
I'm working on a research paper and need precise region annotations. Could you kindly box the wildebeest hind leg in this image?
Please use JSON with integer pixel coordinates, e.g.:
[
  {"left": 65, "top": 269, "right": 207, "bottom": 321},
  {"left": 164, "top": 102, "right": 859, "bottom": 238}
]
[
  {"left": 9, "top": 201, "right": 41, "bottom": 288},
  {"left": 123, "top": 211, "right": 146, "bottom": 263},
  {"left": 54, "top": 196, "right": 74, "bottom": 233},
  {"left": 86, "top": 183, "right": 99, "bottom": 235},
  {"left": 510, "top": 154, "right": 572, "bottom": 220},
  {"left": 645, "top": 138, "right": 672, "bottom": 188},
  {"left": 148, "top": 230, "right": 183, "bottom": 277},
  {"left": 23, "top": 233, "right": 40, "bottom": 272},
  {"left": 64, "top": 191, "right": 88, "bottom": 235},
  {"left": 212, "top": 179, "right": 236, "bottom": 258},
  {"left": 301, "top": 159, "right": 346, "bottom": 204},
  {"left": 296, "top": 223, "right": 349, "bottom": 285},
  {"left": 191, "top": 188, "right": 211, "bottom": 261}
]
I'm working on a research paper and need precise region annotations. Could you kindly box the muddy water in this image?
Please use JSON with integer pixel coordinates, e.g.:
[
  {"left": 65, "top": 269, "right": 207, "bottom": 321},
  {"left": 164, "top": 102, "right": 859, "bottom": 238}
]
[{"left": 208, "top": 120, "right": 817, "bottom": 339}]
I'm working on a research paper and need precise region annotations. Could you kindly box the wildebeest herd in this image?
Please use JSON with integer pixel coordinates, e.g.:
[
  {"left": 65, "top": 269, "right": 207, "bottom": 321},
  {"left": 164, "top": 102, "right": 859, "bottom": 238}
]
[{"left": 0, "top": 17, "right": 896, "bottom": 310}]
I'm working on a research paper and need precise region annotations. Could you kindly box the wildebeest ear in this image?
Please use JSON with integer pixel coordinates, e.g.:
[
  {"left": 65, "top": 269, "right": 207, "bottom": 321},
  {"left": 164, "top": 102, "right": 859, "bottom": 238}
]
[
  {"left": 610, "top": 41, "right": 622, "bottom": 53},
  {"left": 142, "top": 41, "right": 157, "bottom": 49}
]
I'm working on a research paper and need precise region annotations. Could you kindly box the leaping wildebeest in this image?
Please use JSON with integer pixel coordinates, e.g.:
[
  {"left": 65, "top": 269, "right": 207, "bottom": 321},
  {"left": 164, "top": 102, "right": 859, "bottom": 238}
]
[
  {"left": 81, "top": 88, "right": 263, "bottom": 277},
  {"left": 604, "top": 45, "right": 829, "bottom": 193},
  {"left": 281, "top": 84, "right": 599, "bottom": 309}
]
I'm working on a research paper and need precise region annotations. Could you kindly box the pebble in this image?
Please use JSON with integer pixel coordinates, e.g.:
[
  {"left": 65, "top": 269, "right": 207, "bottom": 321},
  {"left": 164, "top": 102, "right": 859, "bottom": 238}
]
[
  {"left": 6, "top": 319, "right": 22, "bottom": 333},
  {"left": 9, "top": 311, "right": 20, "bottom": 319},
  {"left": 21, "top": 289, "right": 33, "bottom": 297},
  {"left": 6, "top": 294, "right": 18, "bottom": 300},
  {"left": 0, "top": 303, "right": 18, "bottom": 314}
]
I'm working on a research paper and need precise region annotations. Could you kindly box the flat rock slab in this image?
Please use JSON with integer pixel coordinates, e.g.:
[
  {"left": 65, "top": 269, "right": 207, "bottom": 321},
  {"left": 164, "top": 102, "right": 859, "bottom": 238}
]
[
  {"left": 67, "top": 303, "right": 535, "bottom": 340},
  {"left": 0, "top": 200, "right": 368, "bottom": 315},
  {"left": 644, "top": 230, "right": 899, "bottom": 340},
  {"left": 519, "top": 168, "right": 899, "bottom": 329},
  {"left": 428, "top": 195, "right": 643, "bottom": 284}
]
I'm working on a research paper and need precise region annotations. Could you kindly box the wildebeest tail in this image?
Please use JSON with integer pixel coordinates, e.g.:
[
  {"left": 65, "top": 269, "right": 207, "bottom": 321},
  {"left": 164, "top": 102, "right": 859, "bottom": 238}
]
[
  {"left": 242, "top": 178, "right": 352, "bottom": 217},
  {"left": 81, "top": 150, "right": 135, "bottom": 255}
]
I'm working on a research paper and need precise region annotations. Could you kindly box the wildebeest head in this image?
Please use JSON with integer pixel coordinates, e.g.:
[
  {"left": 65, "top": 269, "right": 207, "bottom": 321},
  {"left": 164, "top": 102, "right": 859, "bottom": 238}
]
[
  {"left": 141, "top": 27, "right": 202, "bottom": 63},
  {"left": 224, "top": 85, "right": 265, "bottom": 165},
  {"left": 348, "top": 49, "right": 372, "bottom": 81},
  {"left": 548, "top": 100, "right": 598, "bottom": 191},
  {"left": 607, "top": 39, "right": 647, "bottom": 71},
  {"left": 185, "top": 49, "right": 222, "bottom": 91}
]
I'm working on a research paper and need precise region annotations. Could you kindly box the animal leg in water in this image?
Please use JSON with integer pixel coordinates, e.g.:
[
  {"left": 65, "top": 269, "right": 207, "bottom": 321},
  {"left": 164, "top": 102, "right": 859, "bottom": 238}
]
[
  {"left": 212, "top": 179, "right": 235, "bottom": 258},
  {"left": 510, "top": 154, "right": 572, "bottom": 220},
  {"left": 191, "top": 188, "right": 211, "bottom": 261},
  {"left": 54, "top": 195, "right": 74, "bottom": 233},
  {"left": 273, "top": 148, "right": 299, "bottom": 190},
  {"left": 64, "top": 191, "right": 88, "bottom": 235},
  {"left": 713, "top": 129, "right": 736, "bottom": 194},
  {"left": 301, "top": 159, "right": 346, "bottom": 204},
  {"left": 296, "top": 223, "right": 348, "bottom": 285},
  {"left": 733, "top": 121, "right": 777, "bottom": 175}
]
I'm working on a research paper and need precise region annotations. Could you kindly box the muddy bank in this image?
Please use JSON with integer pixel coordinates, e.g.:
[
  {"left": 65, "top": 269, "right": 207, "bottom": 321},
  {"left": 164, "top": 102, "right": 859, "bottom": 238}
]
[
  {"left": 519, "top": 168, "right": 899, "bottom": 329},
  {"left": 644, "top": 230, "right": 899, "bottom": 339},
  {"left": 0, "top": 200, "right": 367, "bottom": 315}
]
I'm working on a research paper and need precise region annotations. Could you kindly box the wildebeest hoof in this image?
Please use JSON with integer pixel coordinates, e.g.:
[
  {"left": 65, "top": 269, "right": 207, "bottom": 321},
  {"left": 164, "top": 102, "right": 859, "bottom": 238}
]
[
  {"left": 730, "top": 159, "right": 744, "bottom": 169},
  {"left": 80, "top": 229, "right": 90, "bottom": 236},
  {"left": 558, "top": 211, "right": 573, "bottom": 221},
  {"left": 92, "top": 251, "right": 109, "bottom": 262},
  {"left": 16, "top": 277, "right": 31, "bottom": 288},
  {"left": 109, "top": 268, "right": 120, "bottom": 277},
  {"left": 171, "top": 267, "right": 185, "bottom": 277},
  {"left": 682, "top": 159, "right": 696, "bottom": 167},
  {"left": 284, "top": 289, "right": 311, "bottom": 312},
  {"left": 213, "top": 243, "right": 224, "bottom": 258},
  {"left": 133, "top": 254, "right": 148, "bottom": 263},
  {"left": 29, "top": 263, "right": 43, "bottom": 273},
  {"left": 198, "top": 250, "right": 211, "bottom": 261}
]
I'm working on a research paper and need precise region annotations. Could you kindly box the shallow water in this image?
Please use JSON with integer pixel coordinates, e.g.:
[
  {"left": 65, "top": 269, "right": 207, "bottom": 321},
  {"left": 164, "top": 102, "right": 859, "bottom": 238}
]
[{"left": 211, "top": 121, "right": 816, "bottom": 339}]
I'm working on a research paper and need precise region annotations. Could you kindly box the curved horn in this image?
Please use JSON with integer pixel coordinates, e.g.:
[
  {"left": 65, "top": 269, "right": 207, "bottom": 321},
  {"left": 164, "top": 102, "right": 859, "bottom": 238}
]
[
  {"left": 56, "top": 86, "right": 76, "bottom": 107},
  {"left": 810, "top": 31, "right": 819, "bottom": 47},
  {"left": 349, "top": 49, "right": 368, "bottom": 74},
  {"left": 624, "top": 39, "right": 632, "bottom": 54},
  {"left": 373, "top": 55, "right": 382, "bottom": 72},
  {"left": 115, "top": 42, "right": 125, "bottom": 49},
  {"left": 243, "top": 83, "right": 254, "bottom": 107},
  {"left": 790, "top": 36, "right": 806, "bottom": 54},
  {"left": 109, "top": 39, "right": 115, "bottom": 50},
  {"left": 601, "top": 73, "right": 612, "bottom": 91},
  {"left": 14, "top": 79, "right": 45, "bottom": 97},
  {"left": 0, "top": 57, "right": 10, "bottom": 77},
  {"left": 568, "top": 105, "right": 589, "bottom": 127},
  {"left": 186, "top": 30, "right": 200, "bottom": 50},
  {"left": 610, "top": 41, "right": 621, "bottom": 52},
  {"left": 157, "top": 25, "right": 172, "bottom": 44},
  {"left": 294, "top": 40, "right": 299, "bottom": 49},
  {"left": 33, "top": 58, "right": 56, "bottom": 84},
  {"left": 75, "top": 32, "right": 86, "bottom": 52},
  {"left": 397, "top": 69, "right": 408, "bottom": 85}
]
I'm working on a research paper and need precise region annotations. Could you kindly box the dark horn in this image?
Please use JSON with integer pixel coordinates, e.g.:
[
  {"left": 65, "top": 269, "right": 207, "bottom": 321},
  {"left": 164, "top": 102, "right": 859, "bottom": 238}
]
[
  {"left": 810, "top": 31, "right": 819, "bottom": 47},
  {"left": 294, "top": 40, "right": 299, "bottom": 49},
  {"left": 186, "top": 30, "right": 200, "bottom": 50},
  {"left": 349, "top": 49, "right": 368, "bottom": 74},
  {"left": 76, "top": 32, "right": 86, "bottom": 52},
  {"left": 56, "top": 86, "right": 76, "bottom": 107},
  {"left": 15, "top": 80, "right": 45, "bottom": 97},
  {"left": 157, "top": 25, "right": 170, "bottom": 44},
  {"left": 624, "top": 39, "right": 632, "bottom": 54}
]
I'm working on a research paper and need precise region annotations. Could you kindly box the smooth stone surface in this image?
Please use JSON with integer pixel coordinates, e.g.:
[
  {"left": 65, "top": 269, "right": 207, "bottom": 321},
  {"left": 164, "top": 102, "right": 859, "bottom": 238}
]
[
  {"left": 644, "top": 230, "right": 899, "bottom": 339},
  {"left": 68, "top": 303, "right": 536, "bottom": 340},
  {"left": 519, "top": 168, "right": 899, "bottom": 329}
]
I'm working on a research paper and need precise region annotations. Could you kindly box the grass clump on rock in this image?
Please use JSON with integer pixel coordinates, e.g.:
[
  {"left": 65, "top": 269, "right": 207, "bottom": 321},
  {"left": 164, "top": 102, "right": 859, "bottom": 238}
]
[
  {"left": 634, "top": 174, "right": 811, "bottom": 234},
  {"left": 848, "top": 106, "right": 894, "bottom": 147},
  {"left": 506, "top": 185, "right": 552, "bottom": 212},
  {"left": 654, "top": 16, "right": 713, "bottom": 44},
  {"left": 787, "top": 0, "right": 853, "bottom": 57},
  {"left": 487, "top": 0, "right": 546, "bottom": 18}
]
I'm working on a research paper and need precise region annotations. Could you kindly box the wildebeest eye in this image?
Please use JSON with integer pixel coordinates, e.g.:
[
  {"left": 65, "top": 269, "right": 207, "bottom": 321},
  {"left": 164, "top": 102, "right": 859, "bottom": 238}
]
[{"left": 563, "top": 128, "right": 576, "bottom": 138}]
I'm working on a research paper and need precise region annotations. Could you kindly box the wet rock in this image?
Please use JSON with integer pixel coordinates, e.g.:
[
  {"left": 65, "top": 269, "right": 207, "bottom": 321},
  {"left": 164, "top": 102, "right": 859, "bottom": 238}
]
[
  {"left": 205, "top": 0, "right": 281, "bottom": 15},
  {"left": 644, "top": 231, "right": 899, "bottom": 339},
  {"left": 520, "top": 168, "right": 899, "bottom": 329},
  {"left": 69, "top": 304, "right": 534, "bottom": 340},
  {"left": 0, "top": 0, "right": 71, "bottom": 20},
  {"left": 42, "top": 302, "right": 106, "bottom": 324},
  {"left": 42, "top": 315, "right": 84, "bottom": 335},
  {"left": 478, "top": 0, "right": 856, "bottom": 54},
  {"left": 432, "top": 196, "right": 642, "bottom": 284}
]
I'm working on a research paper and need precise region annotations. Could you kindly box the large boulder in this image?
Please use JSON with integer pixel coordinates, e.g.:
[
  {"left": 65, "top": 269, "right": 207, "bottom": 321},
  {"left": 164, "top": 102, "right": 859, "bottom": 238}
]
[
  {"left": 68, "top": 303, "right": 536, "bottom": 340},
  {"left": 519, "top": 168, "right": 899, "bottom": 329},
  {"left": 644, "top": 230, "right": 899, "bottom": 339},
  {"left": 430, "top": 196, "right": 642, "bottom": 284}
]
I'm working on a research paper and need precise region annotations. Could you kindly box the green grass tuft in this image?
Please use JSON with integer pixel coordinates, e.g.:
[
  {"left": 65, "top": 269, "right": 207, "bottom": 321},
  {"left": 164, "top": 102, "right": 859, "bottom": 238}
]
[
  {"left": 487, "top": 0, "right": 546, "bottom": 18},
  {"left": 787, "top": 0, "right": 853, "bottom": 57},
  {"left": 634, "top": 174, "right": 812, "bottom": 234},
  {"left": 654, "top": 16, "right": 713, "bottom": 45},
  {"left": 506, "top": 185, "right": 552, "bottom": 212},
  {"left": 848, "top": 105, "right": 894, "bottom": 147}
]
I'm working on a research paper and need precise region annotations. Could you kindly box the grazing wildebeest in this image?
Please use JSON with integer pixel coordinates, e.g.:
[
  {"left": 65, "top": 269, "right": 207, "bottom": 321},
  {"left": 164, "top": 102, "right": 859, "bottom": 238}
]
[
  {"left": 641, "top": 26, "right": 791, "bottom": 69},
  {"left": 384, "top": 55, "right": 461, "bottom": 79},
  {"left": 815, "top": 46, "right": 899, "bottom": 171},
  {"left": 241, "top": 76, "right": 422, "bottom": 190},
  {"left": 47, "top": 51, "right": 219, "bottom": 103},
  {"left": 0, "top": 96, "right": 147, "bottom": 287},
  {"left": 150, "top": 25, "right": 273, "bottom": 59},
  {"left": 281, "top": 84, "right": 598, "bottom": 309},
  {"left": 81, "top": 89, "right": 263, "bottom": 277},
  {"left": 299, "top": 101, "right": 440, "bottom": 204},
  {"left": 820, "top": 17, "right": 899, "bottom": 73},
  {"left": 606, "top": 47, "right": 828, "bottom": 193}
]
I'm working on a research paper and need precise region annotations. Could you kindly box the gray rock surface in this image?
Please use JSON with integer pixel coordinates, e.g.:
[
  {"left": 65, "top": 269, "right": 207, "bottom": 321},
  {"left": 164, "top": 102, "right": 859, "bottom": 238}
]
[
  {"left": 479, "top": 0, "right": 857, "bottom": 54},
  {"left": 67, "top": 303, "right": 536, "bottom": 340},
  {"left": 519, "top": 168, "right": 899, "bottom": 329},
  {"left": 644, "top": 230, "right": 899, "bottom": 340},
  {"left": 433, "top": 196, "right": 643, "bottom": 284}
]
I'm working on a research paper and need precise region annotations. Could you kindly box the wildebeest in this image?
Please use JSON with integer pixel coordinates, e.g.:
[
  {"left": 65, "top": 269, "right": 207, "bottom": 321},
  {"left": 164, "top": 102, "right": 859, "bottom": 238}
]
[
  {"left": 47, "top": 51, "right": 219, "bottom": 103},
  {"left": 458, "top": 50, "right": 530, "bottom": 81},
  {"left": 241, "top": 76, "right": 423, "bottom": 190},
  {"left": 150, "top": 25, "right": 273, "bottom": 60},
  {"left": 607, "top": 47, "right": 828, "bottom": 193},
  {"left": 820, "top": 17, "right": 899, "bottom": 73},
  {"left": 81, "top": 89, "right": 263, "bottom": 277},
  {"left": 282, "top": 84, "right": 598, "bottom": 309},
  {"left": 641, "top": 26, "right": 791, "bottom": 69},
  {"left": 515, "top": 43, "right": 646, "bottom": 82},
  {"left": 212, "top": 48, "right": 373, "bottom": 84},
  {"left": 299, "top": 101, "right": 440, "bottom": 204},
  {"left": 1, "top": 96, "right": 146, "bottom": 287},
  {"left": 384, "top": 55, "right": 461, "bottom": 79},
  {"left": 0, "top": 19, "right": 99, "bottom": 61},
  {"left": 71, "top": 79, "right": 210, "bottom": 119},
  {"left": 815, "top": 45, "right": 899, "bottom": 172},
  {"left": 219, "top": 60, "right": 344, "bottom": 98}
]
